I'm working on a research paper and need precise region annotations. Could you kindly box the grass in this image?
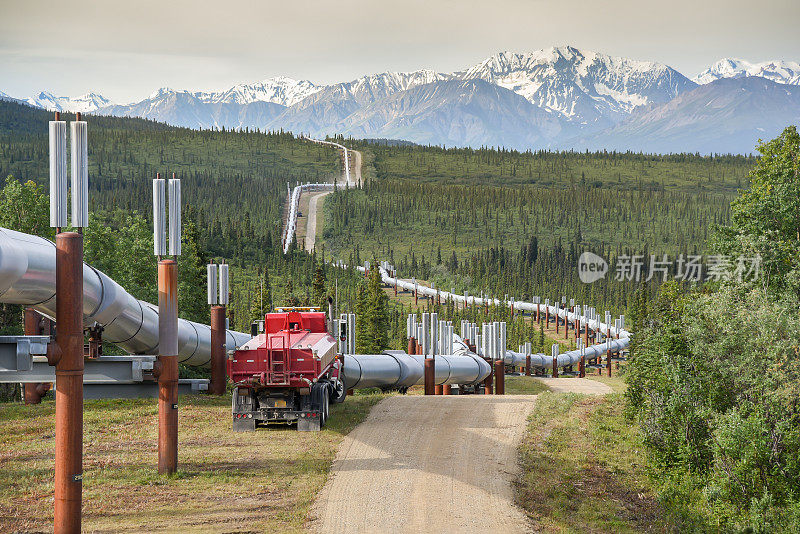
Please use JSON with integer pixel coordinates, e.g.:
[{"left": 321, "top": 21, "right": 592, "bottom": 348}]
[
  {"left": 0, "top": 391, "right": 385, "bottom": 533},
  {"left": 516, "top": 391, "right": 670, "bottom": 533},
  {"left": 506, "top": 375, "right": 551, "bottom": 395}
]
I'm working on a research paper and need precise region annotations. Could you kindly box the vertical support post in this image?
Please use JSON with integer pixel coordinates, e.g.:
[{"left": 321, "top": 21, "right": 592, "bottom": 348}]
[
  {"left": 442, "top": 384, "right": 451, "bottom": 395},
  {"left": 525, "top": 353, "right": 531, "bottom": 377},
  {"left": 24, "top": 308, "right": 51, "bottom": 404},
  {"left": 555, "top": 303, "right": 559, "bottom": 334},
  {"left": 157, "top": 259, "right": 178, "bottom": 475},
  {"left": 584, "top": 310, "right": 590, "bottom": 348},
  {"left": 545, "top": 300, "right": 550, "bottom": 329},
  {"left": 493, "top": 359, "right": 504, "bottom": 395},
  {"left": 483, "top": 365, "right": 493, "bottom": 394},
  {"left": 53, "top": 232, "right": 83, "bottom": 534},
  {"left": 551, "top": 344, "right": 559, "bottom": 378},
  {"left": 424, "top": 358, "right": 435, "bottom": 395},
  {"left": 209, "top": 305, "right": 227, "bottom": 395}
]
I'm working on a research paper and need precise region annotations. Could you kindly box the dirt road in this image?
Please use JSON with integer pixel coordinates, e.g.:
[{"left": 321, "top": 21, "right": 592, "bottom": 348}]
[
  {"left": 534, "top": 377, "right": 613, "bottom": 394},
  {"left": 304, "top": 190, "right": 331, "bottom": 252},
  {"left": 349, "top": 148, "right": 362, "bottom": 185},
  {"left": 303, "top": 148, "right": 360, "bottom": 252},
  {"left": 310, "top": 395, "right": 536, "bottom": 533}
]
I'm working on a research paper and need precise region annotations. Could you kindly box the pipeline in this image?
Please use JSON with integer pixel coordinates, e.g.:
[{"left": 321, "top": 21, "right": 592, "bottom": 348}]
[
  {"left": 0, "top": 227, "right": 249, "bottom": 367},
  {"left": 282, "top": 137, "right": 358, "bottom": 254},
  {"left": 0, "top": 226, "right": 490, "bottom": 388},
  {"left": 282, "top": 182, "right": 336, "bottom": 254},
  {"left": 357, "top": 265, "right": 631, "bottom": 369},
  {"left": 290, "top": 138, "right": 631, "bottom": 367},
  {"left": 342, "top": 338, "right": 491, "bottom": 390}
]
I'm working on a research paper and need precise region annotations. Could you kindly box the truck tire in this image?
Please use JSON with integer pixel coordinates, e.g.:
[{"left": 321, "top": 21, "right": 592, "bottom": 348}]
[
  {"left": 330, "top": 378, "right": 347, "bottom": 404},
  {"left": 322, "top": 386, "right": 330, "bottom": 426},
  {"left": 311, "top": 382, "right": 329, "bottom": 428}
]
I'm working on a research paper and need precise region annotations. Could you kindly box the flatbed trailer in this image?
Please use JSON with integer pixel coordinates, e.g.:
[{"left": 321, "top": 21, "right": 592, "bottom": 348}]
[{"left": 228, "top": 308, "right": 346, "bottom": 431}]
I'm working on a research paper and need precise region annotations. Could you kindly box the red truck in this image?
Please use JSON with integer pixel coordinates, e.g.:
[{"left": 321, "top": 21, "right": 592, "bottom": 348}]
[{"left": 228, "top": 308, "right": 346, "bottom": 431}]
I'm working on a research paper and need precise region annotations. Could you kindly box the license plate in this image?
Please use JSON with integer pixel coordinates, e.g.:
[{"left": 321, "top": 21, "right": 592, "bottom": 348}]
[{"left": 273, "top": 399, "right": 286, "bottom": 408}]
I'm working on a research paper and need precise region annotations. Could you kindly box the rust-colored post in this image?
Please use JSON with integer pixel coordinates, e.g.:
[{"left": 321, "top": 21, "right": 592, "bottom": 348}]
[
  {"left": 435, "top": 383, "right": 443, "bottom": 395},
  {"left": 53, "top": 232, "right": 83, "bottom": 534},
  {"left": 494, "top": 359, "right": 504, "bottom": 395},
  {"left": 545, "top": 307, "right": 550, "bottom": 329},
  {"left": 157, "top": 259, "right": 178, "bottom": 475},
  {"left": 579, "top": 353, "right": 586, "bottom": 378},
  {"left": 606, "top": 348, "right": 612, "bottom": 377},
  {"left": 552, "top": 354, "right": 559, "bottom": 378},
  {"left": 535, "top": 303, "right": 540, "bottom": 323},
  {"left": 442, "top": 384, "right": 451, "bottom": 395},
  {"left": 525, "top": 354, "right": 531, "bottom": 376},
  {"left": 424, "top": 358, "right": 435, "bottom": 395},
  {"left": 555, "top": 306, "right": 559, "bottom": 334},
  {"left": 24, "top": 308, "right": 51, "bottom": 404},
  {"left": 407, "top": 336, "right": 417, "bottom": 355},
  {"left": 565, "top": 312, "right": 569, "bottom": 340},
  {"left": 209, "top": 305, "right": 226, "bottom": 395},
  {"left": 483, "top": 362, "right": 493, "bottom": 394}
]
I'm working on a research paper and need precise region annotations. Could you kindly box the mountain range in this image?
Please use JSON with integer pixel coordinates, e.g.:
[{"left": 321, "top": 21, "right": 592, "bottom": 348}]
[{"left": 3, "top": 46, "right": 799, "bottom": 154}]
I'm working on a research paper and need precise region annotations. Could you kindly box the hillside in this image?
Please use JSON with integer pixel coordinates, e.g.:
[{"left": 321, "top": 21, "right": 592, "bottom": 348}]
[{"left": 319, "top": 140, "right": 753, "bottom": 314}]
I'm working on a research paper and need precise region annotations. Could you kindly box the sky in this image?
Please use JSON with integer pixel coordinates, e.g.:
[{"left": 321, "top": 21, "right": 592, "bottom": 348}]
[{"left": 1, "top": 0, "right": 798, "bottom": 103}]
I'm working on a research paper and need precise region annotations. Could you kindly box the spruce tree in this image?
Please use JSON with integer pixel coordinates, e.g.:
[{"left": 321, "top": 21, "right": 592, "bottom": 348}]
[{"left": 312, "top": 264, "right": 326, "bottom": 308}]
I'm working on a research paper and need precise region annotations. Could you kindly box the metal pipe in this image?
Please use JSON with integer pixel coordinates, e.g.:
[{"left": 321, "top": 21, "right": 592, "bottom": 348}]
[
  {"left": 49, "top": 120, "right": 68, "bottom": 228},
  {"left": 209, "top": 305, "right": 226, "bottom": 395},
  {"left": 341, "top": 348, "right": 490, "bottom": 390},
  {"left": 0, "top": 227, "right": 249, "bottom": 367},
  {"left": 157, "top": 259, "right": 178, "bottom": 475},
  {"left": 53, "top": 232, "right": 83, "bottom": 534},
  {"left": 70, "top": 121, "right": 89, "bottom": 228}
]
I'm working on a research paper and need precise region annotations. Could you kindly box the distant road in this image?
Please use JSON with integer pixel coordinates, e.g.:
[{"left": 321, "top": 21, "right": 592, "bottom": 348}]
[
  {"left": 304, "top": 190, "right": 332, "bottom": 252},
  {"left": 302, "top": 146, "right": 361, "bottom": 252}
]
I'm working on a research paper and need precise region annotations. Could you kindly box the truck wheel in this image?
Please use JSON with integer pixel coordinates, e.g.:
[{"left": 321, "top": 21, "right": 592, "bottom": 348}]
[
  {"left": 311, "top": 382, "right": 328, "bottom": 428},
  {"left": 321, "top": 386, "right": 330, "bottom": 426},
  {"left": 330, "top": 378, "right": 347, "bottom": 404}
]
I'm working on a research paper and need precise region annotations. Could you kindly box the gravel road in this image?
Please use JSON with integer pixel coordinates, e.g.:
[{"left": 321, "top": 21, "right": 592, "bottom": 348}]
[
  {"left": 304, "top": 190, "right": 331, "bottom": 252},
  {"left": 310, "top": 395, "right": 536, "bottom": 533}
]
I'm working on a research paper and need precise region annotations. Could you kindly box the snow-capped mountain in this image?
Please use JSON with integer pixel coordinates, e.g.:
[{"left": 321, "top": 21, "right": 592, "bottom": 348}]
[
  {"left": 336, "top": 78, "right": 563, "bottom": 149},
  {"left": 24, "top": 91, "right": 111, "bottom": 113},
  {"left": 268, "top": 69, "right": 453, "bottom": 134},
  {"left": 332, "top": 70, "right": 452, "bottom": 101},
  {"left": 459, "top": 47, "right": 695, "bottom": 126},
  {"left": 200, "top": 76, "right": 320, "bottom": 106},
  {"left": 4, "top": 46, "right": 798, "bottom": 153},
  {"left": 98, "top": 88, "right": 286, "bottom": 130},
  {"left": 693, "top": 58, "right": 800, "bottom": 85}
]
